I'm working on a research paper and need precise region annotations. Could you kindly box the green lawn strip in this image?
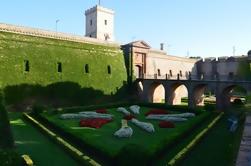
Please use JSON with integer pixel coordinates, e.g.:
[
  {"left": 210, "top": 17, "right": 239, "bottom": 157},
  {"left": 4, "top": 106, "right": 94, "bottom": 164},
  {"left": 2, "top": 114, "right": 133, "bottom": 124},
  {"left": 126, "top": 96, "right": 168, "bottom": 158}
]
[
  {"left": 39, "top": 107, "right": 210, "bottom": 163},
  {"left": 9, "top": 112, "right": 80, "bottom": 166},
  {"left": 167, "top": 112, "right": 224, "bottom": 166},
  {"left": 23, "top": 112, "right": 101, "bottom": 166},
  {"left": 178, "top": 108, "right": 246, "bottom": 166},
  {"left": 155, "top": 111, "right": 219, "bottom": 166}
]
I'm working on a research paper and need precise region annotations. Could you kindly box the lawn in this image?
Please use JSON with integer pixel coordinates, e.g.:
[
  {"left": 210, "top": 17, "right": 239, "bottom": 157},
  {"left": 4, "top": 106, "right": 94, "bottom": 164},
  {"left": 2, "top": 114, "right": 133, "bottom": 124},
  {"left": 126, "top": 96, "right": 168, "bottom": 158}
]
[
  {"left": 178, "top": 106, "right": 246, "bottom": 166},
  {"left": 39, "top": 106, "right": 210, "bottom": 164},
  {"left": 9, "top": 112, "right": 80, "bottom": 166}
]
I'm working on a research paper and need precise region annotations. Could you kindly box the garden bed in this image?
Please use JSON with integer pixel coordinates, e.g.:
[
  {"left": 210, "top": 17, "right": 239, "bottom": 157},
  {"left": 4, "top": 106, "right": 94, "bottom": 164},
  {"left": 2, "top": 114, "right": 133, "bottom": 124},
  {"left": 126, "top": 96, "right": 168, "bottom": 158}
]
[{"left": 32, "top": 106, "right": 211, "bottom": 165}]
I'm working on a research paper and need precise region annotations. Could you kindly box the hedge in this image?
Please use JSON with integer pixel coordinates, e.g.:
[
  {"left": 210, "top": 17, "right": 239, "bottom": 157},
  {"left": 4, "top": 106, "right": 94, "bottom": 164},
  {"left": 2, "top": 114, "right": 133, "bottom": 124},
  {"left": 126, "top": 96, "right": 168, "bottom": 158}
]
[{"left": 31, "top": 105, "right": 212, "bottom": 165}]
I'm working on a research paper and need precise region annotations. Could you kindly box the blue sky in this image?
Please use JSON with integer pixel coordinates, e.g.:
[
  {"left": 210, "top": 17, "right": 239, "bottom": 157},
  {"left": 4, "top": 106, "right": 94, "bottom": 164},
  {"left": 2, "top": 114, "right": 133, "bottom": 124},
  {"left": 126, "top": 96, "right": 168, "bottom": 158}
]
[{"left": 1, "top": 0, "right": 251, "bottom": 57}]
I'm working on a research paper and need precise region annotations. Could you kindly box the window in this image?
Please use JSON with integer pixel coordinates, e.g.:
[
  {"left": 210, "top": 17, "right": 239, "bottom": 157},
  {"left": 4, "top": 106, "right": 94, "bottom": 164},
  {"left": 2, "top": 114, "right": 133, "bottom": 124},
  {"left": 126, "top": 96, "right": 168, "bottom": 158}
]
[
  {"left": 85, "top": 64, "right": 89, "bottom": 73},
  {"left": 157, "top": 69, "right": 161, "bottom": 76},
  {"left": 57, "top": 62, "right": 62, "bottom": 73},
  {"left": 24, "top": 60, "right": 30, "bottom": 72},
  {"left": 104, "top": 20, "right": 107, "bottom": 25},
  {"left": 90, "top": 20, "right": 92, "bottom": 26},
  {"left": 179, "top": 70, "right": 183, "bottom": 77},
  {"left": 107, "top": 65, "right": 111, "bottom": 74},
  {"left": 229, "top": 72, "right": 234, "bottom": 79},
  {"left": 169, "top": 70, "right": 172, "bottom": 77}
]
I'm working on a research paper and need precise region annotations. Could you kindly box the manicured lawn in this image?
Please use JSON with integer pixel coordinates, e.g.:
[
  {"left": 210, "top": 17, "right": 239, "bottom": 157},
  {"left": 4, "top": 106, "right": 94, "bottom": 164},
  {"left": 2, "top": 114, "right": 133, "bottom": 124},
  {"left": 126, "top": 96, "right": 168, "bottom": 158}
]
[
  {"left": 40, "top": 107, "right": 210, "bottom": 160},
  {"left": 9, "top": 112, "right": 80, "bottom": 166},
  {"left": 178, "top": 107, "right": 246, "bottom": 166}
]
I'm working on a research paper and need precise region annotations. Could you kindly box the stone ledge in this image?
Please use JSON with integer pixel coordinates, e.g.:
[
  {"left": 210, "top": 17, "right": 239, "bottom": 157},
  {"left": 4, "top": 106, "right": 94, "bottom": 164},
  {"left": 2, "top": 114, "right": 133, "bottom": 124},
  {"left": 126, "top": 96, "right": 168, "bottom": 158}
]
[{"left": 0, "top": 23, "right": 119, "bottom": 47}]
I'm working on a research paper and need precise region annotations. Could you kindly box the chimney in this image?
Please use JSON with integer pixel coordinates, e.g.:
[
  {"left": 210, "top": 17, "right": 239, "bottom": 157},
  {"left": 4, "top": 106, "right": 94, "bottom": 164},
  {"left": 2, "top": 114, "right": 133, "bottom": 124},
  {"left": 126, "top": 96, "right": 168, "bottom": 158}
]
[{"left": 160, "top": 43, "right": 164, "bottom": 51}]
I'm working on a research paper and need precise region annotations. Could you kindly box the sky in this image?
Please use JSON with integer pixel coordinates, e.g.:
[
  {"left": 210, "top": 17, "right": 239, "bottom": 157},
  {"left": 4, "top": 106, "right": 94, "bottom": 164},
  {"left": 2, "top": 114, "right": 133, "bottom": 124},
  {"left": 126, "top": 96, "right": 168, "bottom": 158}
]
[{"left": 0, "top": 0, "right": 251, "bottom": 58}]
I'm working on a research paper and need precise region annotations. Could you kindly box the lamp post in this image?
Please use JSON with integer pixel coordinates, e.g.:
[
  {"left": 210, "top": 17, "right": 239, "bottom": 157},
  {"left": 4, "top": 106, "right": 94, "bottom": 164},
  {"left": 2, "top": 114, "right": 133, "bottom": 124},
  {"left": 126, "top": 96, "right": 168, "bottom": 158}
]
[{"left": 56, "top": 19, "right": 60, "bottom": 33}]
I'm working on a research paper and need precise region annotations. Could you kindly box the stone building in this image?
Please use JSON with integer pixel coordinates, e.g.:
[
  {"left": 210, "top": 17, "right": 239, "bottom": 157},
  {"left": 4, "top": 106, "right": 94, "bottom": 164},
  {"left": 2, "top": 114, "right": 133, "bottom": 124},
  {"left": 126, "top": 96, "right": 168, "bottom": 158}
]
[
  {"left": 122, "top": 41, "right": 198, "bottom": 103},
  {"left": 0, "top": 4, "right": 250, "bottom": 106},
  {"left": 85, "top": 5, "right": 115, "bottom": 41}
]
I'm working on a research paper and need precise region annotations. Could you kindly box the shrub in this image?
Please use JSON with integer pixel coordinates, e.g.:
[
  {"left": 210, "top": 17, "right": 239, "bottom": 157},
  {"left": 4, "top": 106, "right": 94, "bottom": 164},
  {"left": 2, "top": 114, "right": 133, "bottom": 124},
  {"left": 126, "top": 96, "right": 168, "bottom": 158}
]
[
  {"left": 233, "top": 98, "right": 245, "bottom": 105},
  {"left": 79, "top": 119, "right": 112, "bottom": 128},
  {"left": 0, "top": 150, "right": 21, "bottom": 166},
  {"left": 115, "top": 144, "right": 151, "bottom": 166},
  {"left": 123, "top": 115, "right": 135, "bottom": 120},
  {"left": 96, "top": 109, "right": 107, "bottom": 114},
  {"left": 32, "top": 104, "right": 45, "bottom": 115},
  {"left": 204, "top": 104, "right": 216, "bottom": 111},
  {"left": 0, "top": 92, "right": 14, "bottom": 149},
  {"left": 145, "top": 109, "right": 169, "bottom": 116},
  {"left": 159, "top": 121, "right": 175, "bottom": 128}
]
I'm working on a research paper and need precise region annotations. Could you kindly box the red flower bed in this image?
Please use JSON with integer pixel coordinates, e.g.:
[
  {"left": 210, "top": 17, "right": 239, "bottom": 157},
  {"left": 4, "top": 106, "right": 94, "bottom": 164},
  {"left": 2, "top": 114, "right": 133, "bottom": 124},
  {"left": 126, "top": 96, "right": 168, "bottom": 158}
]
[
  {"left": 145, "top": 109, "right": 168, "bottom": 116},
  {"left": 96, "top": 109, "right": 107, "bottom": 114},
  {"left": 79, "top": 118, "right": 112, "bottom": 128},
  {"left": 123, "top": 115, "right": 135, "bottom": 121},
  {"left": 159, "top": 121, "right": 175, "bottom": 128}
]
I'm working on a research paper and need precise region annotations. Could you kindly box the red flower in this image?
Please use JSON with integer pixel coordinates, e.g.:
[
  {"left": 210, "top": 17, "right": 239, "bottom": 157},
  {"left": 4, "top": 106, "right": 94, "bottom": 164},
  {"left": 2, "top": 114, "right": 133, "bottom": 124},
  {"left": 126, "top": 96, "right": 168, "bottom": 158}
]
[
  {"left": 79, "top": 118, "right": 112, "bottom": 128},
  {"left": 123, "top": 115, "right": 135, "bottom": 121},
  {"left": 159, "top": 121, "right": 175, "bottom": 128},
  {"left": 96, "top": 109, "right": 107, "bottom": 114},
  {"left": 145, "top": 109, "right": 168, "bottom": 116}
]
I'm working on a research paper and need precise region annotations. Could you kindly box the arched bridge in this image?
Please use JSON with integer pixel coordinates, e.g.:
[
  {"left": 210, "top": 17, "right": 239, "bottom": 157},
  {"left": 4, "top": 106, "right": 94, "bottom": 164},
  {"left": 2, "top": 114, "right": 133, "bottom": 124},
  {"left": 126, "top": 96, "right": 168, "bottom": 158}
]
[{"left": 136, "top": 75, "right": 251, "bottom": 110}]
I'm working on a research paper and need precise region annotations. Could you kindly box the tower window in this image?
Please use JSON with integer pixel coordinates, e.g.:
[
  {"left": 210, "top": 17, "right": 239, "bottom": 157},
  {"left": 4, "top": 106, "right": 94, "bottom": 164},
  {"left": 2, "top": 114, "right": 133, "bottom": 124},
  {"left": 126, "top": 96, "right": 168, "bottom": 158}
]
[
  {"left": 90, "top": 20, "right": 92, "bottom": 26},
  {"left": 57, "top": 62, "right": 62, "bottom": 73},
  {"left": 24, "top": 60, "right": 30, "bottom": 72},
  {"left": 107, "top": 65, "right": 111, "bottom": 74},
  {"left": 85, "top": 64, "right": 89, "bottom": 73},
  {"left": 104, "top": 20, "right": 107, "bottom": 25}
]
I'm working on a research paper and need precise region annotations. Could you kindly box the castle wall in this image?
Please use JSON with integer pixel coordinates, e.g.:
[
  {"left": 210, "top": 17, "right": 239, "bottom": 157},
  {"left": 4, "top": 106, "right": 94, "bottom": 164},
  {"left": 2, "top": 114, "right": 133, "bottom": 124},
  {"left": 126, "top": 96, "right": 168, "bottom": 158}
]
[
  {"left": 196, "top": 56, "right": 250, "bottom": 80},
  {"left": 0, "top": 30, "right": 127, "bottom": 96},
  {"left": 146, "top": 50, "right": 197, "bottom": 79}
]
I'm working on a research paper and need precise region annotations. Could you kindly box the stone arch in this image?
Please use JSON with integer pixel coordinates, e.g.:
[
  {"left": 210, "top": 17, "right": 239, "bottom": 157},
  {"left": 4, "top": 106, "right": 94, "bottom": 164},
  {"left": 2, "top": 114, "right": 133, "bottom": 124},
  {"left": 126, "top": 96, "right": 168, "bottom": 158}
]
[
  {"left": 167, "top": 83, "right": 188, "bottom": 105},
  {"left": 219, "top": 84, "right": 248, "bottom": 108},
  {"left": 148, "top": 82, "right": 165, "bottom": 103},
  {"left": 192, "top": 84, "right": 215, "bottom": 106}
]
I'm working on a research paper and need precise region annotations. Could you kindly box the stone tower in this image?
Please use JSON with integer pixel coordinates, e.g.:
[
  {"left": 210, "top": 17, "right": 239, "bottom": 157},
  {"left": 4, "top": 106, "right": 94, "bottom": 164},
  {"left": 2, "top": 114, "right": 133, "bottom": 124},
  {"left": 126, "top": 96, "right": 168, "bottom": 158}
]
[{"left": 85, "top": 5, "right": 114, "bottom": 41}]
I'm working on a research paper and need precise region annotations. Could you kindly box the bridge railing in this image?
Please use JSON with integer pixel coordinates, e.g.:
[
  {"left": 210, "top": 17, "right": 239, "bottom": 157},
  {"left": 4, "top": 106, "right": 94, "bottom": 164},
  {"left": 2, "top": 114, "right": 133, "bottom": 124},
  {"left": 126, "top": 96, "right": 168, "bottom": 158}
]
[{"left": 137, "top": 74, "right": 251, "bottom": 82}]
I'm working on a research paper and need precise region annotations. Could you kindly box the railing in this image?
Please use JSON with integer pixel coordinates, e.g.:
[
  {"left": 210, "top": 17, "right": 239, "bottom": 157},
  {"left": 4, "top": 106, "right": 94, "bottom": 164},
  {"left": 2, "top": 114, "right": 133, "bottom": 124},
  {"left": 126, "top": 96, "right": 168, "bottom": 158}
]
[{"left": 137, "top": 74, "right": 251, "bottom": 82}]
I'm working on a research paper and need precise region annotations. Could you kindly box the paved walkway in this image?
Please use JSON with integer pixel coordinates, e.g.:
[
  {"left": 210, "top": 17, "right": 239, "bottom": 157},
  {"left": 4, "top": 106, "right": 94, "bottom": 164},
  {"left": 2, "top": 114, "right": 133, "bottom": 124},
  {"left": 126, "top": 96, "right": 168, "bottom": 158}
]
[{"left": 236, "top": 114, "right": 251, "bottom": 166}]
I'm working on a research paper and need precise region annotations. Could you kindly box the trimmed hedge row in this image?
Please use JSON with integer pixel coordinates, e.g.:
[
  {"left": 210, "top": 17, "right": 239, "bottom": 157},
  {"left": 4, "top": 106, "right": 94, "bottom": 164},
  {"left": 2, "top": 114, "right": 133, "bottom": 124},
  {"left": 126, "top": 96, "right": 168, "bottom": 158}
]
[
  {"left": 23, "top": 113, "right": 101, "bottom": 166},
  {"left": 167, "top": 112, "right": 224, "bottom": 166}
]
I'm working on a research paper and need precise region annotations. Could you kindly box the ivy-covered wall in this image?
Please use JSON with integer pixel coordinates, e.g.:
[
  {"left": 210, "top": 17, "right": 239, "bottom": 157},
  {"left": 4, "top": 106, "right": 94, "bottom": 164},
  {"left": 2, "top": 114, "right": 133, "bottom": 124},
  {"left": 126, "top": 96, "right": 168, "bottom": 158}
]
[
  {"left": 0, "top": 32, "right": 128, "bottom": 104},
  {"left": 237, "top": 61, "right": 251, "bottom": 80}
]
